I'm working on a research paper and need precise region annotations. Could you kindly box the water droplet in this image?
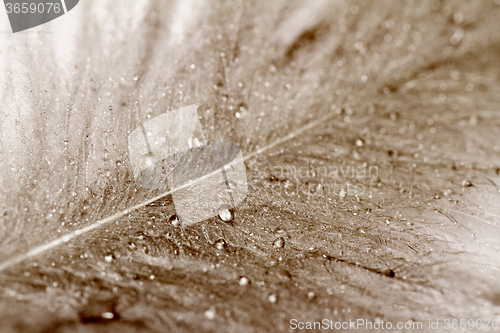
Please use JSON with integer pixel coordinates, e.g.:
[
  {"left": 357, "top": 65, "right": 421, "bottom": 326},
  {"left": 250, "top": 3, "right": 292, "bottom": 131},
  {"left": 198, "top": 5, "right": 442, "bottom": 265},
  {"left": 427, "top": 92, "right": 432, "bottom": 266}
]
[
  {"left": 355, "top": 139, "right": 364, "bottom": 147},
  {"left": 268, "top": 294, "right": 277, "bottom": 303},
  {"left": 239, "top": 276, "right": 249, "bottom": 286},
  {"left": 450, "top": 28, "right": 464, "bottom": 45},
  {"left": 101, "top": 312, "right": 114, "bottom": 320},
  {"left": 218, "top": 204, "right": 233, "bottom": 222},
  {"left": 273, "top": 237, "right": 285, "bottom": 249},
  {"left": 384, "top": 269, "right": 396, "bottom": 277},
  {"left": 204, "top": 307, "right": 216, "bottom": 320},
  {"left": 80, "top": 298, "right": 118, "bottom": 323},
  {"left": 104, "top": 254, "right": 114, "bottom": 263},
  {"left": 461, "top": 180, "right": 472, "bottom": 187},
  {"left": 307, "top": 291, "right": 315, "bottom": 298},
  {"left": 169, "top": 215, "right": 182, "bottom": 227},
  {"left": 214, "top": 238, "right": 227, "bottom": 250}
]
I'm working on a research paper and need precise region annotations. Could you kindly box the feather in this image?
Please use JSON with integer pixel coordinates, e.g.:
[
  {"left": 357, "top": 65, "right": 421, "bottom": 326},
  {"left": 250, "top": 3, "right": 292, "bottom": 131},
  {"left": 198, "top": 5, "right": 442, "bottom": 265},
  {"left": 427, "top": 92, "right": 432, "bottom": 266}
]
[{"left": 1, "top": 0, "right": 500, "bottom": 331}]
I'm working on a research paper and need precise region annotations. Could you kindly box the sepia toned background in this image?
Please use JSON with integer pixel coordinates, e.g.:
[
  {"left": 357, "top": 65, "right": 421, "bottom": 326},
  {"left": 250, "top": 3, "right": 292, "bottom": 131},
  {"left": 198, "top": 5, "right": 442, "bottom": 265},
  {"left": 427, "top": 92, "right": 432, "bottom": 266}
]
[{"left": 1, "top": 0, "right": 500, "bottom": 331}]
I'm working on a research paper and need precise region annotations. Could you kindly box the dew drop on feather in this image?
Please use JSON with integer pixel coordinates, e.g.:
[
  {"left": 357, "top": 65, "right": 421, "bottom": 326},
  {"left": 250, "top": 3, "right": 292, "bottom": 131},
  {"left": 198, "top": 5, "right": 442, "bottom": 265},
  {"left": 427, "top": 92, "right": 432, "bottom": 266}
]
[
  {"left": 218, "top": 204, "right": 233, "bottom": 222},
  {"left": 214, "top": 238, "right": 227, "bottom": 250},
  {"left": 239, "top": 276, "right": 249, "bottom": 286},
  {"left": 273, "top": 237, "right": 285, "bottom": 249},
  {"left": 169, "top": 215, "right": 182, "bottom": 227},
  {"left": 204, "top": 307, "right": 216, "bottom": 320}
]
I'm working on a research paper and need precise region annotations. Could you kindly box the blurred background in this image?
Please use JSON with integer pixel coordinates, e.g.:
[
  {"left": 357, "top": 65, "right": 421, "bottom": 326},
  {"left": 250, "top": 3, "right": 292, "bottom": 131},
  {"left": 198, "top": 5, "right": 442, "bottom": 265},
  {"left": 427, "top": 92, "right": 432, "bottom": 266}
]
[{"left": 1, "top": 0, "right": 500, "bottom": 331}]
